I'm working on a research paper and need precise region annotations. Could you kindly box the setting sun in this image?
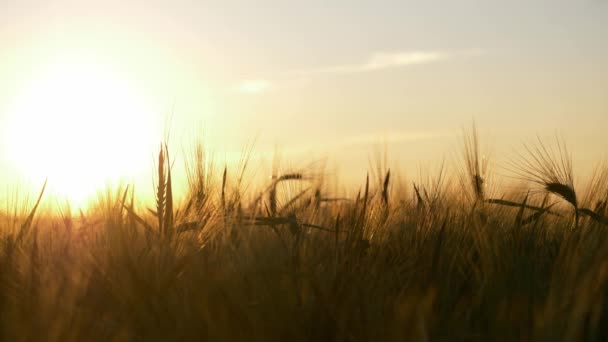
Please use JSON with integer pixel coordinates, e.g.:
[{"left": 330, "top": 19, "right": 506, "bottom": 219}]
[{"left": 3, "top": 56, "right": 159, "bottom": 206}]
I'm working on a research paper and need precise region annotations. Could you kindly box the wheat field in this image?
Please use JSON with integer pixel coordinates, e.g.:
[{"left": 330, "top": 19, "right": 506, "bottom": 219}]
[{"left": 1, "top": 127, "right": 607, "bottom": 341}]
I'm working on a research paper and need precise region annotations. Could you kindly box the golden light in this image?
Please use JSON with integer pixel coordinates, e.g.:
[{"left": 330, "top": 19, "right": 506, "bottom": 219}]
[{"left": 4, "top": 56, "right": 160, "bottom": 207}]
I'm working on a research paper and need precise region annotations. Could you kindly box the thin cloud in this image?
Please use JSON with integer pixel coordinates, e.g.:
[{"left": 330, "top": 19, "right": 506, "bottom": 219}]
[
  {"left": 234, "top": 49, "right": 483, "bottom": 93},
  {"left": 235, "top": 79, "right": 272, "bottom": 94},
  {"left": 339, "top": 130, "right": 452, "bottom": 147},
  {"left": 275, "top": 130, "right": 453, "bottom": 156},
  {"left": 302, "top": 51, "right": 448, "bottom": 75}
]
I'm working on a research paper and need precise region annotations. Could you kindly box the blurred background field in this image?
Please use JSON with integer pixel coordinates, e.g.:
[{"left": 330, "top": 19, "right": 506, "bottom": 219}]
[{"left": 1, "top": 128, "right": 607, "bottom": 341}]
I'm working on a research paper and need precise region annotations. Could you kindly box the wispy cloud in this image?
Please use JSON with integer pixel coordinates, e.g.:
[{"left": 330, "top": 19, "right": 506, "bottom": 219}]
[
  {"left": 235, "top": 79, "right": 272, "bottom": 94},
  {"left": 299, "top": 51, "right": 448, "bottom": 75},
  {"left": 234, "top": 49, "right": 483, "bottom": 94},
  {"left": 339, "top": 130, "right": 453, "bottom": 147},
  {"left": 274, "top": 130, "right": 453, "bottom": 156}
]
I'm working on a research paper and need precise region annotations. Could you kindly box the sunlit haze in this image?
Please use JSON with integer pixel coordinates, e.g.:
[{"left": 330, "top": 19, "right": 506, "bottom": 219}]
[{"left": 1, "top": 0, "right": 607, "bottom": 208}]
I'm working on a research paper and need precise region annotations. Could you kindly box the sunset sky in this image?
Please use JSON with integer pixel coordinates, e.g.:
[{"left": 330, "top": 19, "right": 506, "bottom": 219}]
[{"left": 1, "top": 0, "right": 607, "bottom": 206}]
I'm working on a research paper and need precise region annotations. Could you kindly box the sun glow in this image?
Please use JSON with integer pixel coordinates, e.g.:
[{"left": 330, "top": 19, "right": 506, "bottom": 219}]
[{"left": 4, "top": 57, "right": 160, "bottom": 207}]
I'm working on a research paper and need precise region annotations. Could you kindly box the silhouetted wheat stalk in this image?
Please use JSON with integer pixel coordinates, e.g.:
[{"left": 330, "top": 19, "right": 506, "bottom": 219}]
[
  {"left": 502, "top": 136, "right": 607, "bottom": 227},
  {"left": 122, "top": 143, "right": 176, "bottom": 236},
  {"left": 17, "top": 178, "right": 47, "bottom": 243},
  {"left": 461, "top": 123, "right": 488, "bottom": 203}
]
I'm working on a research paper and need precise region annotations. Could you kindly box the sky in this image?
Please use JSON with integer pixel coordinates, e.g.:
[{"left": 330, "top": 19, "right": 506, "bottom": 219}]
[{"left": 0, "top": 0, "right": 607, "bottom": 206}]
